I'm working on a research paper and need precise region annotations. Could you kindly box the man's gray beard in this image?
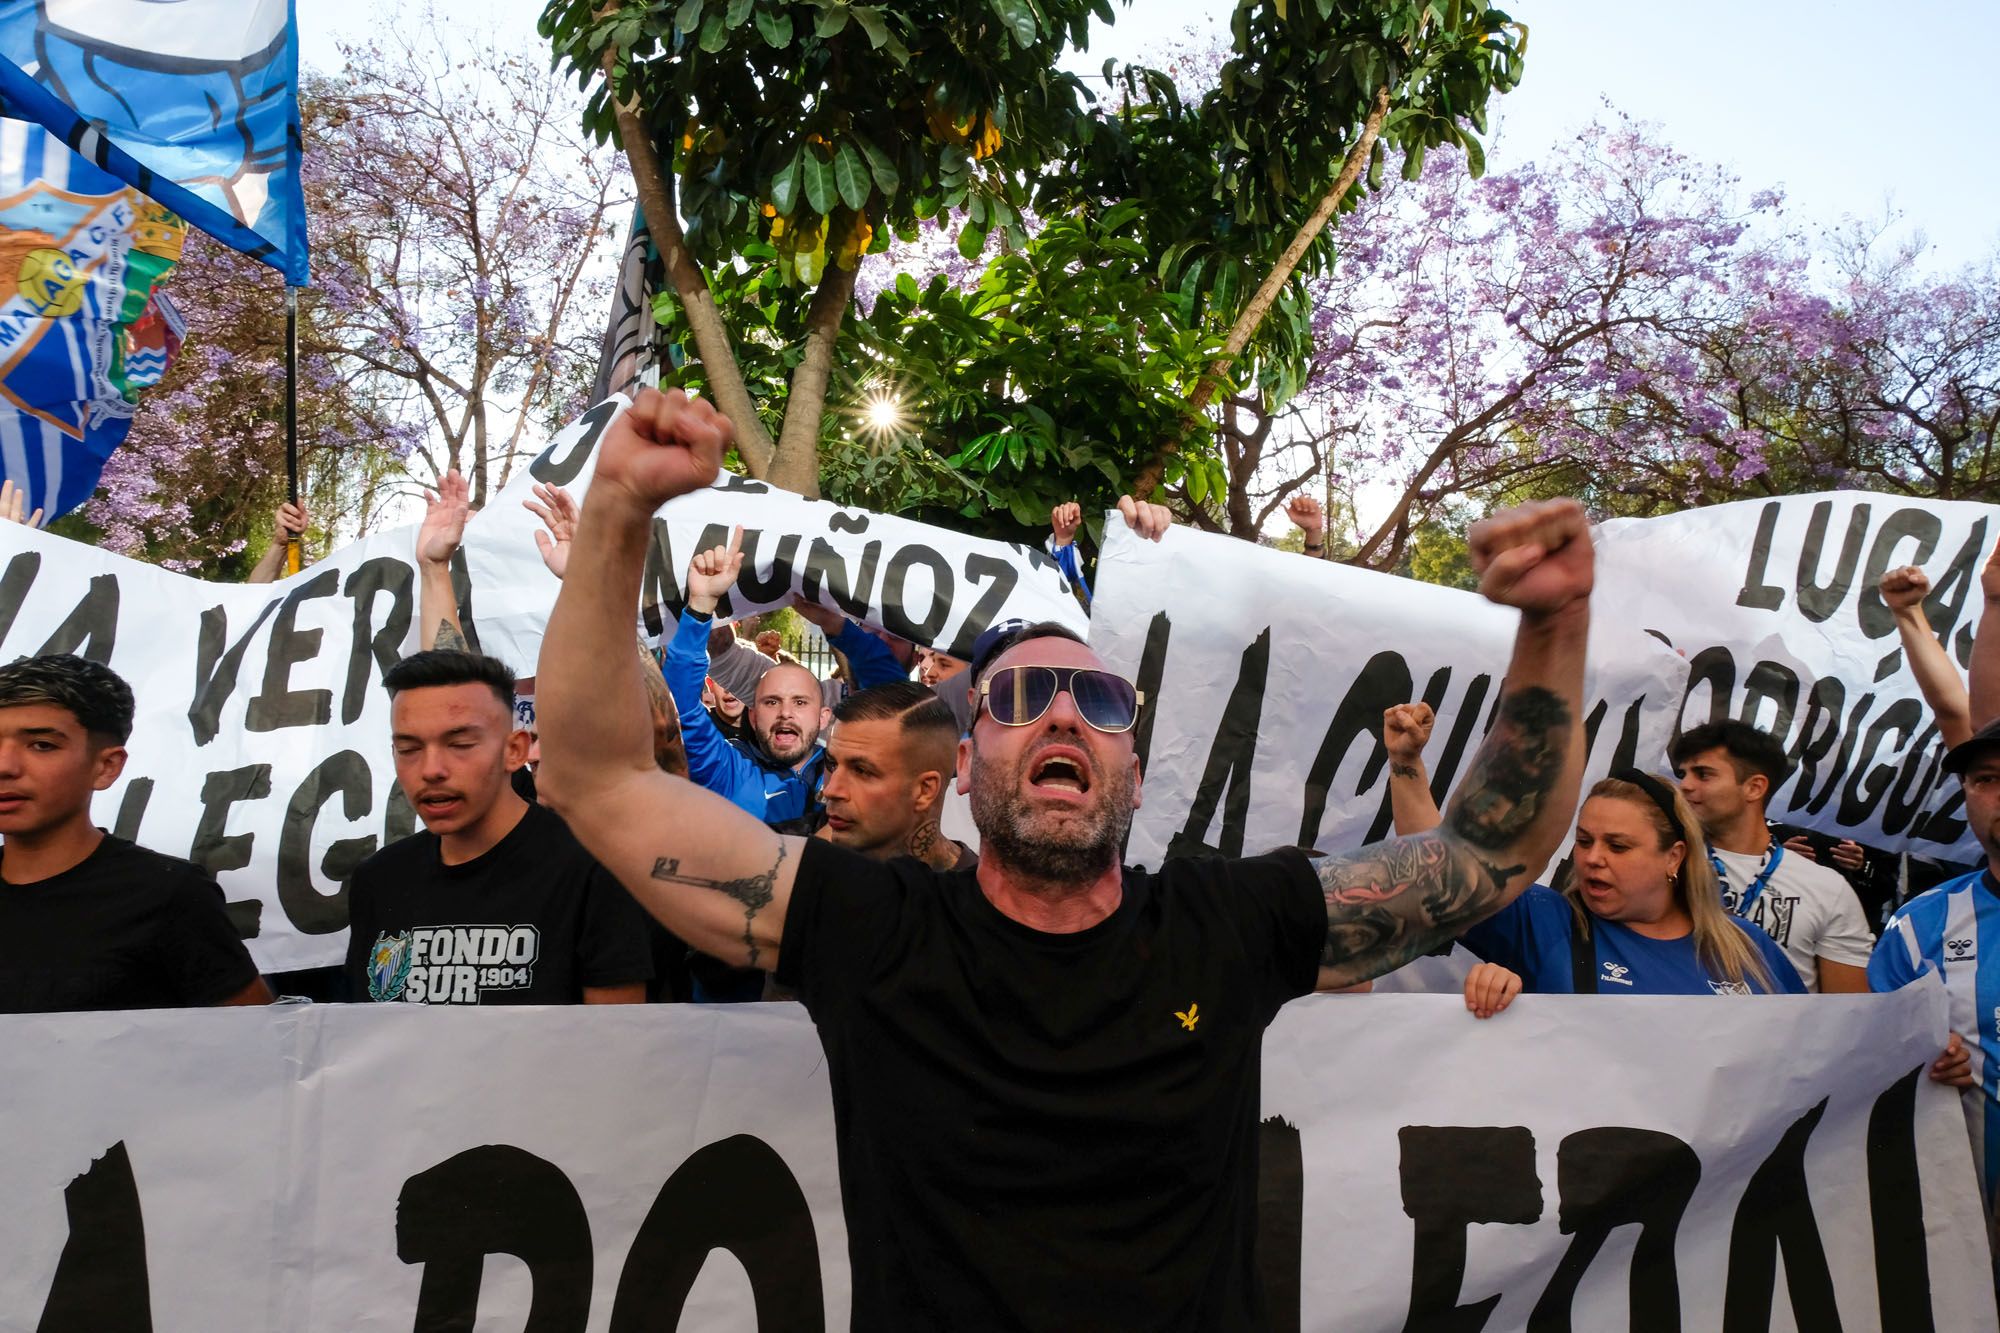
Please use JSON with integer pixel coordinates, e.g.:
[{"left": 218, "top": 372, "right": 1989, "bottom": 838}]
[{"left": 970, "top": 748, "right": 1134, "bottom": 884}]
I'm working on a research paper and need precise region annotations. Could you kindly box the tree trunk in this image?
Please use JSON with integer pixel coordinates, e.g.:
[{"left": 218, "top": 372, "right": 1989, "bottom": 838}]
[
  {"left": 606, "top": 59, "right": 777, "bottom": 478},
  {"left": 766, "top": 252, "right": 860, "bottom": 498},
  {"left": 1133, "top": 82, "right": 1394, "bottom": 500}
]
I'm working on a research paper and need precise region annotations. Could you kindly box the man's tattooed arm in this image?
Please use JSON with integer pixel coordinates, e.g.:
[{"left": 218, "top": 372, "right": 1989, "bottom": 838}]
[
  {"left": 433, "top": 619, "right": 468, "bottom": 652},
  {"left": 1317, "top": 686, "right": 1572, "bottom": 987},
  {"left": 651, "top": 839, "right": 789, "bottom": 968}
]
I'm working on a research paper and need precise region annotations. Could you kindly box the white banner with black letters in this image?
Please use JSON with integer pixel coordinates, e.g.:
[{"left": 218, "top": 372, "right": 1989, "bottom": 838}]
[
  {"left": 1594, "top": 492, "right": 1999, "bottom": 861},
  {"left": 1087, "top": 518, "right": 1690, "bottom": 870},
  {"left": 0, "top": 398, "right": 1082, "bottom": 972},
  {"left": 0, "top": 983, "right": 1989, "bottom": 1329}
]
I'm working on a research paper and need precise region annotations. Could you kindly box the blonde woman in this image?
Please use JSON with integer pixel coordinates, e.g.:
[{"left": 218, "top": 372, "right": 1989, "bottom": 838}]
[
  {"left": 1384, "top": 704, "right": 1800, "bottom": 1003},
  {"left": 1454, "top": 771, "right": 1802, "bottom": 1003}
]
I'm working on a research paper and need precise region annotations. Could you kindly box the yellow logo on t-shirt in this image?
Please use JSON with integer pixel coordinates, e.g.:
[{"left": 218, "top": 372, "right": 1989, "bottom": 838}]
[{"left": 1175, "top": 1003, "right": 1199, "bottom": 1031}]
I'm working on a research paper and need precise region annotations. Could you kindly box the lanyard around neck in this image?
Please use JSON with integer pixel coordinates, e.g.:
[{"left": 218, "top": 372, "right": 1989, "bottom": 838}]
[{"left": 1712, "top": 841, "right": 1784, "bottom": 915}]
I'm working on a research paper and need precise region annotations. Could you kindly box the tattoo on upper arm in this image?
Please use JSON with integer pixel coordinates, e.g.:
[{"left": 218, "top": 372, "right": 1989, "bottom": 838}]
[
  {"left": 651, "top": 841, "right": 789, "bottom": 967},
  {"left": 434, "top": 619, "right": 468, "bottom": 652},
  {"left": 1444, "top": 687, "right": 1568, "bottom": 850},
  {"left": 1315, "top": 685, "right": 1569, "bottom": 984}
]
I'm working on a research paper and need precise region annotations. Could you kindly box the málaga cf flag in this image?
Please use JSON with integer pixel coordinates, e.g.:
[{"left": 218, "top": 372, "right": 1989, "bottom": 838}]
[
  {"left": 0, "top": 0, "right": 306, "bottom": 284},
  {"left": 0, "top": 117, "right": 186, "bottom": 521}
]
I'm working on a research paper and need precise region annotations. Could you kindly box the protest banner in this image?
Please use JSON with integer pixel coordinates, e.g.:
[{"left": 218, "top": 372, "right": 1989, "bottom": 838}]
[
  {"left": 0, "top": 397, "right": 1080, "bottom": 972},
  {"left": 0, "top": 983, "right": 1987, "bottom": 1330},
  {"left": 1087, "top": 517, "right": 1689, "bottom": 869},
  {"left": 1595, "top": 492, "right": 1999, "bottom": 860}
]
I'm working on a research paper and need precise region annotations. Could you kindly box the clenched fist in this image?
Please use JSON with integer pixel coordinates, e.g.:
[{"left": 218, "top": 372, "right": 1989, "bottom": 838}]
[
  {"left": 1879, "top": 565, "right": 1931, "bottom": 613},
  {"left": 1383, "top": 702, "right": 1435, "bottom": 767},
  {"left": 597, "top": 387, "right": 733, "bottom": 513},
  {"left": 1468, "top": 499, "right": 1593, "bottom": 618}
]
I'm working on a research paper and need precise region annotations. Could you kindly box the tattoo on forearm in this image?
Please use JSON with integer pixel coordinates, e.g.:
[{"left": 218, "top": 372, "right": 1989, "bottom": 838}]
[
  {"left": 434, "top": 619, "right": 468, "bottom": 652},
  {"left": 1316, "top": 835, "right": 1522, "bottom": 983},
  {"left": 651, "top": 841, "right": 788, "bottom": 967},
  {"left": 1444, "top": 686, "right": 1569, "bottom": 850},
  {"left": 1389, "top": 762, "right": 1422, "bottom": 780},
  {"left": 1314, "top": 685, "right": 1567, "bottom": 985}
]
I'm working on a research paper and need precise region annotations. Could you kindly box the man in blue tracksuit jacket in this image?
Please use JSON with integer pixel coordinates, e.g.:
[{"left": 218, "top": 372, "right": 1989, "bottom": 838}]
[{"left": 666, "top": 529, "right": 911, "bottom": 823}]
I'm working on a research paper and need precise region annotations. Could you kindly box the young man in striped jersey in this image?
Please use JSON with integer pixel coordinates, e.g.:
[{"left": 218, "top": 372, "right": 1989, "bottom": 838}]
[{"left": 1871, "top": 721, "right": 1996, "bottom": 1241}]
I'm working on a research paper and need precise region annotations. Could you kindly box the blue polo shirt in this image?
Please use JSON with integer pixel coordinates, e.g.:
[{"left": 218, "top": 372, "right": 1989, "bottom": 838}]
[{"left": 1463, "top": 886, "right": 1805, "bottom": 995}]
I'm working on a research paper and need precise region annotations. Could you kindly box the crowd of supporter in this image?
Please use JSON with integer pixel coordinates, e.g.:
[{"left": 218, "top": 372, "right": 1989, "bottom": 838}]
[{"left": 3, "top": 395, "right": 1998, "bottom": 1318}]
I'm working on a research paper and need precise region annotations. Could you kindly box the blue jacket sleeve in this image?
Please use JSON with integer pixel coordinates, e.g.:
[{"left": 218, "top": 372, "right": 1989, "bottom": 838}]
[
  {"left": 666, "top": 609, "right": 761, "bottom": 808},
  {"left": 1052, "top": 542, "right": 1092, "bottom": 609},
  {"left": 830, "top": 620, "right": 909, "bottom": 690}
]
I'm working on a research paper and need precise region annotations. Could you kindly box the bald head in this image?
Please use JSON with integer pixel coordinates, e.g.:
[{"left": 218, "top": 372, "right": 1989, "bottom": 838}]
[{"left": 750, "top": 662, "right": 826, "bottom": 766}]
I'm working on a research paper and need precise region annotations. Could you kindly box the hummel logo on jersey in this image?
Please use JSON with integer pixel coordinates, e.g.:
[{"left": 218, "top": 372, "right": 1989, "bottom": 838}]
[
  {"left": 1948, "top": 936, "right": 1977, "bottom": 961},
  {"left": 1600, "top": 963, "right": 1633, "bottom": 986}
]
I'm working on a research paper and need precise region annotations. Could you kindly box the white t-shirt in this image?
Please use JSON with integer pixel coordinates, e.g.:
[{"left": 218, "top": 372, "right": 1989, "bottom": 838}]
[{"left": 1712, "top": 844, "right": 1874, "bottom": 990}]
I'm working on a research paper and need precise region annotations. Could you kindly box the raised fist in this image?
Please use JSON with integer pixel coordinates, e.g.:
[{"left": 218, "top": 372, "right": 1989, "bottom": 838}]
[
  {"left": 596, "top": 387, "right": 732, "bottom": 513},
  {"left": 1880, "top": 564, "right": 1931, "bottom": 613},
  {"left": 1050, "top": 502, "right": 1082, "bottom": 548},
  {"left": 1382, "top": 702, "right": 1436, "bottom": 767},
  {"left": 1468, "top": 498, "right": 1593, "bottom": 617}
]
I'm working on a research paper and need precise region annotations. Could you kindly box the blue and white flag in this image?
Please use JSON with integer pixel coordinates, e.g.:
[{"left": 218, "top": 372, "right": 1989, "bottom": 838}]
[
  {"left": 0, "top": 116, "right": 186, "bottom": 520},
  {"left": 0, "top": 0, "right": 306, "bottom": 284}
]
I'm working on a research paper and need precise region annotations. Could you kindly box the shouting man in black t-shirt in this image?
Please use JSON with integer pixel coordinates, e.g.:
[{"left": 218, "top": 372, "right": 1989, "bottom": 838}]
[
  {"left": 343, "top": 650, "right": 654, "bottom": 1006},
  {"left": 0, "top": 655, "right": 271, "bottom": 1012},
  {"left": 536, "top": 388, "right": 1594, "bottom": 1330}
]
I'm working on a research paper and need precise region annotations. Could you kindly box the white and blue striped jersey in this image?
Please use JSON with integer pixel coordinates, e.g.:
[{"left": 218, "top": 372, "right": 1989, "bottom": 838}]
[{"left": 1870, "top": 868, "right": 2000, "bottom": 1215}]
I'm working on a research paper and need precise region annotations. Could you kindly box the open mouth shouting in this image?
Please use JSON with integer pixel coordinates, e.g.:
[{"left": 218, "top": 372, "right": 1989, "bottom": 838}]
[{"left": 1026, "top": 745, "right": 1094, "bottom": 802}]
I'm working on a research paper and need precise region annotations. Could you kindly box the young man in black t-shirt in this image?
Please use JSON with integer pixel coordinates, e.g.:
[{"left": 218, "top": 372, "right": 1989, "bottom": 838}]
[
  {"left": 0, "top": 655, "right": 270, "bottom": 1013},
  {"left": 344, "top": 650, "right": 653, "bottom": 1006},
  {"left": 534, "top": 388, "right": 1594, "bottom": 1330}
]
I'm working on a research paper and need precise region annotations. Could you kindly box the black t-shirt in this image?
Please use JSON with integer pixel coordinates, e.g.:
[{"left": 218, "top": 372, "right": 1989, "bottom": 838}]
[
  {"left": 344, "top": 802, "right": 654, "bottom": 1005},
  {"left": 776, "top": 839, "right": 1327, "bottom": 1331},
  {"left": 0, "top": 834, "right": 261, "bottom": 1013}
]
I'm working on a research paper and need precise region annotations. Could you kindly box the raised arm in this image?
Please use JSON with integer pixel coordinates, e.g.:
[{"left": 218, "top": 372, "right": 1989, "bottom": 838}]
[
  {"left": 1970, "top": 541, "right": 2000, "bottom": 730},
  {"left": 536, "top": 390, "right": 800, "bottom": 971},
  {"left": 416, "top": 472, "right": 469, "bottom": 650},
  {"left": 1383, "top": 702, "right": 1443, "bottom": 835},
  {"left": 1314, "top": 501, "right": 1592, "bottom": 989},
  {"left": 247, "top": 500, "right": 307, "bottom": 584},
  {"left": 1882, "top": 565, "right": 1972, "bottom": 747}
]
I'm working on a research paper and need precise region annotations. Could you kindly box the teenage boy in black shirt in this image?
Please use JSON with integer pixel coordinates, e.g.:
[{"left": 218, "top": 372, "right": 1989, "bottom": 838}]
[
  {"left": 535, "top": 388, "right": 1593, "bottom": 1330},
  {"left": 345, "top": 650, "right": 653, "bottom": 1006},
  {"left": 0, "top": 654, "right": 270, "bottom": 1013}
]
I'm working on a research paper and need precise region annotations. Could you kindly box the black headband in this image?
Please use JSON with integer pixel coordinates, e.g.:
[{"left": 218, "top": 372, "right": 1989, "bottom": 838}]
[{"left": 1610, "top": 767, "right": 1686, "bottom": 840}]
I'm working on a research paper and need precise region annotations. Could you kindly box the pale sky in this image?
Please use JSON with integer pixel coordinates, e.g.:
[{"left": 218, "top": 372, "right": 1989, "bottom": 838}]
[{"left": 302, "top": 0, "right": 2000, "bottom": 272}]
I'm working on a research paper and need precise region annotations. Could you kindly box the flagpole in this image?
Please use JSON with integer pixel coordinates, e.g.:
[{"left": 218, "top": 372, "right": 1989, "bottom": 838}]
[{"left": 284, "top": 285, "right": 301, "bottom": 576}]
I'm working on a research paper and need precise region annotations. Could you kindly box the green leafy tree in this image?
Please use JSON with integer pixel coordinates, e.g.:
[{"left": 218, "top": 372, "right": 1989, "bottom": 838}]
[
  {"left": 544, "top": 0, "right": 1524, "bottom": 509},
  {"left": 542, "top": 0, "right": 1106, "bottom": 494}
]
